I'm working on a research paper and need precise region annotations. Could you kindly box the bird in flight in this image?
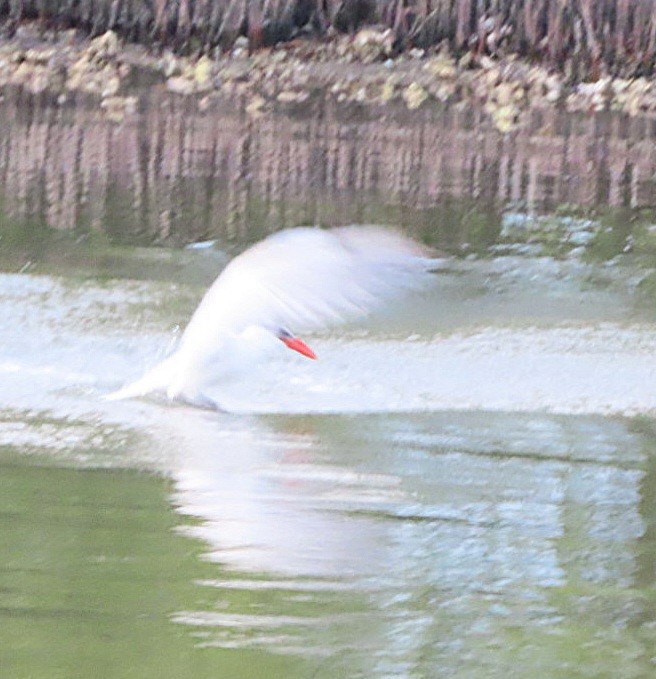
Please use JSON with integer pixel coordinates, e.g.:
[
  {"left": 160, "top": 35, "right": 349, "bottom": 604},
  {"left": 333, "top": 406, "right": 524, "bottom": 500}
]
[{"left": 107, "top": 225, "right": 443, "bottom": 410}]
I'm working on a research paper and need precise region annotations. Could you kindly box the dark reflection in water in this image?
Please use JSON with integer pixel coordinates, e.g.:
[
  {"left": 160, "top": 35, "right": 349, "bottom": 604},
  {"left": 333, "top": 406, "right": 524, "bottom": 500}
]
[{"left": 2, "top": 88, "right": 656, "bottom": 247}]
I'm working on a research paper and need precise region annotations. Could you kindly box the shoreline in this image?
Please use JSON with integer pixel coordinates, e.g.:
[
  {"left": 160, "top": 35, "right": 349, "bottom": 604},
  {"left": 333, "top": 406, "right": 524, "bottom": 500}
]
[{"left": 1, "top": 24, "right": 656, "bottom": 133}]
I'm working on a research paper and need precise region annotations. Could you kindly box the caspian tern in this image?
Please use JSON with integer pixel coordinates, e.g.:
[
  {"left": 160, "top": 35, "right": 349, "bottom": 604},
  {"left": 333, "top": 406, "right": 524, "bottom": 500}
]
[{"left": 107, "top": 225, "right": 444, "bottom": 409}]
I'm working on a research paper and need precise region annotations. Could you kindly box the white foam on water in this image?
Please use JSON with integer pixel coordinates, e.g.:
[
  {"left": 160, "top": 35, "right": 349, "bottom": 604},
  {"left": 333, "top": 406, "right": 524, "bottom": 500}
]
[{"left": 1, "top": 269, "right": 655, "bottom": 418}]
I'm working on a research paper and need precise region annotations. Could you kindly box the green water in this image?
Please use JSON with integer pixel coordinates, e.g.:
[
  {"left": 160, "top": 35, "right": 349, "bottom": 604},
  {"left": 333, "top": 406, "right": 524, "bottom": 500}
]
[
  {"left": 2, "top": 408, "right": 656, "bottom": 678},
  {"left": 2, "top": 188, "right": 656, "bottom": 678},
  {"left": 0, "top": 455, "right": 311, "bottom": 679}
]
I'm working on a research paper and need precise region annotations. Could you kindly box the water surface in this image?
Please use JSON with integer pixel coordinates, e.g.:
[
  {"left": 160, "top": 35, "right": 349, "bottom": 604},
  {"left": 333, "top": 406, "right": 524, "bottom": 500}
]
[
  {"left": 2, "top": 92, "right": 656, "bottom": 678},
  {"left": 2, "top": 237, "right": 656, "bottom": 678}
]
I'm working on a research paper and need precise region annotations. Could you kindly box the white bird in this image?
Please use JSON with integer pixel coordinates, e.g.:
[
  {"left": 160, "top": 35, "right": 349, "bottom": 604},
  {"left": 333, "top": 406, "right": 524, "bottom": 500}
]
[{"left": 107, "top": 225, "right": 445, "bottom": 409}]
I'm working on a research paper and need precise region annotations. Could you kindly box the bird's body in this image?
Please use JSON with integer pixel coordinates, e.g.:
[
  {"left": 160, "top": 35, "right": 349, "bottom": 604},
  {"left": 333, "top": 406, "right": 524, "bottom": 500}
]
[{"left": 108, "top": 225, "right": 443, "bottom": 409}]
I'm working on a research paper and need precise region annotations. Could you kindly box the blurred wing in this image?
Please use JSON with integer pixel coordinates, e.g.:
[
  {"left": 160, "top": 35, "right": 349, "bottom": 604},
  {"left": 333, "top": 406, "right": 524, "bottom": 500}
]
[{"left": 181, "top": 226, "right": 441, "bottom": 344}]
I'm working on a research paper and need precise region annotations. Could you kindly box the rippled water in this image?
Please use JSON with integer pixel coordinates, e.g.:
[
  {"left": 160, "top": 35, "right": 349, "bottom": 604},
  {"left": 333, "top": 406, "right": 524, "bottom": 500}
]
[
  {"left": 2, "top": 228, "right": 656, "bottom": 678},
  {"left": 2, "top": 87, "right": 656, "bottom": 677}
]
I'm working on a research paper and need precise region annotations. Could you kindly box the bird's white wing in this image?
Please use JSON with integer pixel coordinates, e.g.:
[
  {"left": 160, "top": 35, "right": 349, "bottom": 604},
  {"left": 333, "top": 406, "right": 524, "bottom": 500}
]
[
  {"left": 180, "top": 226, "right": 441, "bottom": 346},
  {"left": 107, "top": 226, "right": 444, "bottom": 405}
]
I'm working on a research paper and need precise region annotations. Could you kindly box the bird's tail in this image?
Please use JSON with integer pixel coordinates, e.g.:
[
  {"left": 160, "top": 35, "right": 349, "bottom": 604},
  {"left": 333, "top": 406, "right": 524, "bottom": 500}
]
[{"left": 104, "top": 355, "right": 179, "bottom": 402}]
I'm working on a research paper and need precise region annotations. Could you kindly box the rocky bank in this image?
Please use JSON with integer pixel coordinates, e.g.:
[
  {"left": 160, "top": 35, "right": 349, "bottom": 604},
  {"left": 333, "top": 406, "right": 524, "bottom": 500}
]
[{"left": 2, "top": 23, "right": 656, "bottom": 132}]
